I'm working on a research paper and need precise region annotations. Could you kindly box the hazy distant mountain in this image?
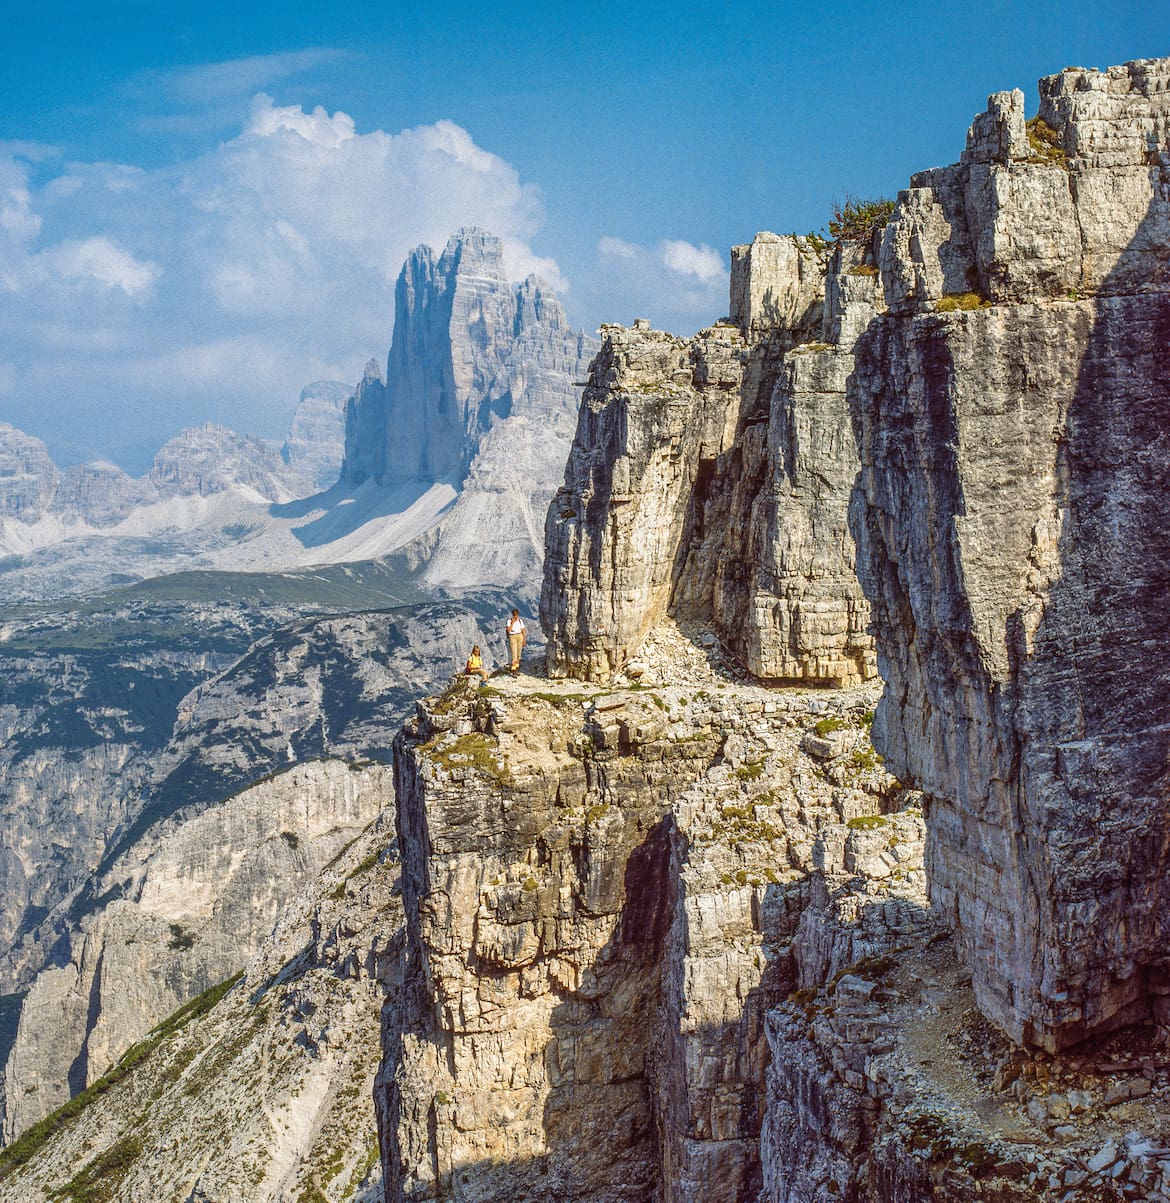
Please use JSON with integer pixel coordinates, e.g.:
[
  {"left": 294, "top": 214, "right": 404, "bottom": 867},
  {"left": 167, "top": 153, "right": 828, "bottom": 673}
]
[
  {"left": 0, "top": 231, "right": 593, "bottom": 602},
  {"left": 280, "top": 380, "right": 353, "bottom": 493},
  {"left": 344, "top": 228, "right": 597, "bottom": 590},
  {"left": 148, "top": 423, "right": 300, "bottom": 503},
  {"left": 0, "top": 422, "right": 57, "bottom": 523},
  {"left": 0, "top": 390, "right": 354, "bottom": 599}
]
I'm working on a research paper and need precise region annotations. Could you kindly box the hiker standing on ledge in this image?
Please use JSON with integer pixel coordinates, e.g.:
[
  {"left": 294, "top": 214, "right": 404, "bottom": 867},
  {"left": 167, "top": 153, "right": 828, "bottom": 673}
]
[{"left": 506, "top": 609, "right": 527, "bottom": 676}]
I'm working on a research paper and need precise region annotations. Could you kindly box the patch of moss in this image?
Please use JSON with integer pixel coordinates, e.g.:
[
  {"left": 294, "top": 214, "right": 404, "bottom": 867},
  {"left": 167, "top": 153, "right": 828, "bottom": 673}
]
[
  {"left": 850, "top": 746, "right": 882, "bottom": 772},
  {"left": 1025, "top": 116, "right": 1067, "bottom": 166},
  {"left": 426, "top": 731, "right": 513, "bottom": 786},
  {"left": 343, "top": 1143, "right": 382, "bottom": 1197},
  {"left": 429, "top": 680, "right": 472, "bottom": 716},
  {"left": 830, "top": 954, "right": 895, "bottom": 992},
  {"left": 585, "top": 802, "right": 611, "bottom": 824},
  {"left": 704, "top": 799, "right": 784, "bottom": 845},
  {"left": 734, "top": 758, "right": 765, "bottom": 783},
  {"left": 331, "top": 848, "right": 383, "bottom": 899},
  {"left": 846, "top": 814, "right": 888, "bottom": 830},
  {"left": 847, "top": 263, "right": 879, "bottom": 276},
  {"left": 813, "top": 716, "right": 847, "bottom": 738},
  {"left": 936, "top": 292, "right": 991, "bottom": 312},
  {"left": 956, "top": 1140, "right": 998, "bottom": 1179}
]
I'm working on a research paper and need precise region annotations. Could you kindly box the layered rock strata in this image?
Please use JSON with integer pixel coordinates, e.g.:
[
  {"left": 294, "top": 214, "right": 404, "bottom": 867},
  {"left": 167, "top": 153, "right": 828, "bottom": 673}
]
[
  {"left": 852, "top": 58, "right": 1170, "bottom": 1049},
  {"left": 546, "top": 54, "right": 1170, "bottom": 1054},
  {"left": 542, "top": 233, "right": 875, "bottom": 686},
  {"left": 280, "top": 379, "right": 353, "bottom": 493},
  {"left": 343, "top": 230, "right": 592, "bottom": 491},
  {"left": 378, "top": 622, "right": 903, "bottom": 1201}
]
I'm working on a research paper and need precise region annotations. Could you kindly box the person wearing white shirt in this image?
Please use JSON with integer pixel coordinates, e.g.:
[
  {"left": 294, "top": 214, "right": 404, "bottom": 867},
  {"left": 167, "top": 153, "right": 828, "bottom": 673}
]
[{"left": 505, "top": 609, "right": 527, "bottom": 676}]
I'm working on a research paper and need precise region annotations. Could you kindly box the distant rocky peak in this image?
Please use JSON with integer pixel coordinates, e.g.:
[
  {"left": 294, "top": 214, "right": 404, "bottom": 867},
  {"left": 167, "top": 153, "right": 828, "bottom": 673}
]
[
  {"left": 515, "top": 273, "right": 568, "bottom": 334},
  {"left": 342, "top": 228, "right": 595, "bottom": 492},
  {"left": 0, "top": 422, "right": 57, "bottom": 522},
  {"left": 437, "top": 226, "right": 506, "bottom": 277},
  {"left": 150, "top": 423, "right": 292, "bottom": 501},
  {"left": 280, "top": 380, "right": 352, "bottom": 493}
]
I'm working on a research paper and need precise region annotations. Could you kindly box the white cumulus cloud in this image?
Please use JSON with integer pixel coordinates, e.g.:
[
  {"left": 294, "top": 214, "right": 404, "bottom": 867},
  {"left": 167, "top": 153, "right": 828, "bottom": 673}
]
[
  {"left": 660, "top": 239, "right": 725, "bottom": 283},
  {"left": 594, "top": 233, "right": 730, "bottom": 334},
  {"left": 244, "top": 93, "right": 357, "bottom": 147},
  {"left": 45, "top": 236, "right": 160, "bottom": 296},
  {"left": 0, "top": 101, "right": 565, "bottom": 465}
]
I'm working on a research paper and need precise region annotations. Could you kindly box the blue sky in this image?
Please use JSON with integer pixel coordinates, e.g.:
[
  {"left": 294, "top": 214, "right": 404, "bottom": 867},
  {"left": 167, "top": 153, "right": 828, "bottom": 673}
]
[{"left": 0, "top": 0, "right": 1161, "bottom": 468}]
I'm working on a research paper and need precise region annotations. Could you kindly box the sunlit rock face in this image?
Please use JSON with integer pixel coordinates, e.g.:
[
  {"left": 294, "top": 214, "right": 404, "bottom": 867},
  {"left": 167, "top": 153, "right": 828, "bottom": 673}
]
[
  {"left": 148, "top": 423, "right": 299, "bottom": 502},
  {"left": 541, "top": 233, "right": 875, "bottom": 688},
  {"left": 851, "top": 58, "right": 1170, "bottom": 1051},
  {"left": 542, "top": 54, "right": 1170, "bottom": 1056},
  {"left": 379, "top": 653, "right": 898, "bottom": 1203}
]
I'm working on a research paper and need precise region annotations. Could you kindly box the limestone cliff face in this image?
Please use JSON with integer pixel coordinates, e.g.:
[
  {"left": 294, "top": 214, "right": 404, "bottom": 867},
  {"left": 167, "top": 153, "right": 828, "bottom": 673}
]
[
  {"left": 342, "top": 229, "right": 593, "bottom": 491},
  {"left": 541, "top": 321, "right": 749, "bottom": 680},
  {"left": 3, "top": 760, "right": 390, "bottom": 1138},
  {"left": 378, "top": 631, "right": 902, "bottom": 1202},
  {"left": 378, "top": 652, "right": 1165, "bottom": 1202},
  {"left": 851, "top": 57, "right": 1170, "bottom": 1051},
  {"left": 541, "top": 235, "right": 874, "bottom": 687},
  {"left": 545, "top": 55, "right": 1170, "bottom": 1057}
]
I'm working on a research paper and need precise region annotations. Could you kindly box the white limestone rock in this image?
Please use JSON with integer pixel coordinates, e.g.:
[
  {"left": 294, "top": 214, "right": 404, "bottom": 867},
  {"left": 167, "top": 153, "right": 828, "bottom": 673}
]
[
  {"left": 280, "top": 380, "right": 353, "bottom": 493},
  {"left": 0, "top": 423, "right": 57, "bottom": 523}
]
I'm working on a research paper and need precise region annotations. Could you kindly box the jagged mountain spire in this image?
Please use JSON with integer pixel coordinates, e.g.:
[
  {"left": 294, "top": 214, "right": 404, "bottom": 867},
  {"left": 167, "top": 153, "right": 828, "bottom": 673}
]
[{"left": 341, "top": 229, "right": 585, "bottom": 490}]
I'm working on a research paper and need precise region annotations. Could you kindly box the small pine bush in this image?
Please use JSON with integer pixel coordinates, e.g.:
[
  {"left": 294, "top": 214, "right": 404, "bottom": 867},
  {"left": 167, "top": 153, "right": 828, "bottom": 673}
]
[{"left": 827, "top": 197, "right": 895, "bottom": 242}]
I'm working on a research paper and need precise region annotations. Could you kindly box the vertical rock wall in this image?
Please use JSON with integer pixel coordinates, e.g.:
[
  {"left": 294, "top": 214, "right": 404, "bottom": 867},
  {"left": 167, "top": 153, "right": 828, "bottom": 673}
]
[
  {"left": 698, "top": 240, "right": 880, "bottom": 686},
  {"left": 342, "top": 229, "right": 594, "bottom": 493},
  {"left": 379, "top": 667, "right": 899, "bottom": 1201},
  {"left": 342, "top": 229, "right": 596, "bottom": 591},
  {"left": 852, "top": 59, "right": 1170, "bottom": 1049},
  {"left": 541, "top": 323, "right": 748, "bottom": 680},
  {"left": 542, "top": 234, "right": 876, "bottom": 687}
]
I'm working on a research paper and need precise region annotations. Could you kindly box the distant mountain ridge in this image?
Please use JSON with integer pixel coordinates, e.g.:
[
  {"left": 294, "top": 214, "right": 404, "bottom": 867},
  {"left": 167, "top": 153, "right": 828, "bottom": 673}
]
[
  {"left": 0, "top": 230, "right": 593, "bottom": 602},
  {"left": 0, "top": 378, "right": 351, "bottom": 532}
]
